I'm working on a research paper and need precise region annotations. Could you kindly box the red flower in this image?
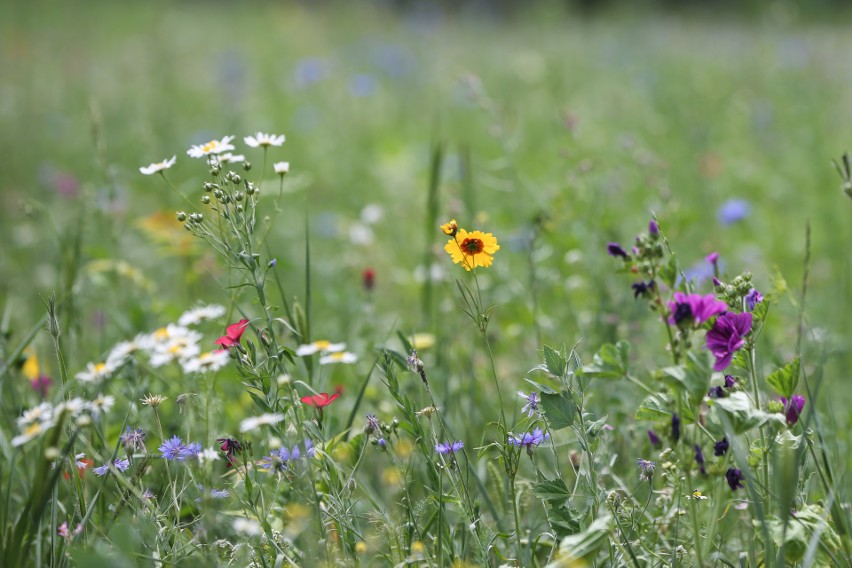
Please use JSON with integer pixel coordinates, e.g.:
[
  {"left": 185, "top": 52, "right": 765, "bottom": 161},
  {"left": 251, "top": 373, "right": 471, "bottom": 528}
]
[
  {"left": 362, "top": 268, "right": 375, "bottom": 292},
  {"left": 301, "top": 391, "right": 341, "bottom": 408},
  {"left": 214, "top": 319, "right": 250, "bottom": 348}
]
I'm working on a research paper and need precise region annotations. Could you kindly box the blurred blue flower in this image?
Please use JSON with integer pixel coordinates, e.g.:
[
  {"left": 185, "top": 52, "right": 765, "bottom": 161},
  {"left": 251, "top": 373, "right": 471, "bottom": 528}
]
[
  {"left": 435, "top": 440, "right": 464, "bottom": 454},
  {"left": 294, "top": 58, "right": 329, "bottom": 88},
  {"left": 717, "top": 199, "right": 751, "bottom": 225},
  {"left": 349, "top": 73, "right": 376, "bottom": 97},
  {"left": 371, "top": 44, "right": 414, "bottom": 77}
]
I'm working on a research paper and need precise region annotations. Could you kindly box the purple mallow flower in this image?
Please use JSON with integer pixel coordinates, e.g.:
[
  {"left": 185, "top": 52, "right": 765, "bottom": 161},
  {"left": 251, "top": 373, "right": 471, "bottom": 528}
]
[
  {"left": 648, "top": 430, "right": 661, "bottom": 448},
  {"left": 780, "top": 395, "right": 806, "bottom": 426},
  {"left": 607, "top": 242, "right": 629, "bottom": 259},
  {"left": 508, "top": 428, "right": 550, "bottom": 451},
  {"left": 717, "top": 199, "right": 751, "bottom": 225},
  {"left": 637, "top": 458, "right": 656, "bottom": 481},
  {"left": 668, "top": 293, "right": 727, "bottom": 327},
  {"left": 694, "top": 445, "right": 706, "bottom": 475},
  {"left": 435, "top": 440, "right": 464, "bottom": 455},
  {"left": 671, "top": 413, "right": 681, "bottom": 442},
  {"left": 726, "top": 467, "right": 745, "bottom": 490},
  {"left": 745, "top": 288, "right": 763, "bottom": 311},
  {"left": 706, "top": 312, "right": 753, "bottom": 371},
  {"left": 714, "top": 437, "right": 729, "bottom": 457},
  {"left": 518, "top": 391, "right": 540, "bottom": 417}
]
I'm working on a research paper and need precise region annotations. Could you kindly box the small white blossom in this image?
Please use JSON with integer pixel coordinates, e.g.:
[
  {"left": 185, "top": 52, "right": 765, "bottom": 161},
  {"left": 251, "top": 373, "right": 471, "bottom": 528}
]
[
  {"left": 319, "top": 351, "right": 358, "bottom": 365},
  {"left": 232, "top": 517, "right": 261, "bottom": 536},
  {"left": 198, "top": 448, "right": 221, "bottom": 464},
  {"left": 244, "top": 132, "right": 285, "bottom": 148},
  {"left": 106, "top": 340, "right": 141, "bottom": 368},
  {"left": 295, "top": 340, "right": 346, "bottom": 357},
  {"left": 187, "top": 136, "right": 235, "bottom": 158},
  {"left": 139, "top": 155, "right": 176, "bottom": 175},
  {"left": 273, "top": 161, "right": 290, "bottom": 174},
  {"left": 218, "top": 153, "right": 246, "bottom": 164},
  {"left": 75, "top": 361, "right": 116, "bottom": 383},
  {"left": 177, "top": 304, "right": 226, "bottom": 326},
  {"left": 239, "top": 413, "right": 284, "bottom": 433},
  {"left": 88, "top": 393, "right": 115, "bottom": 419},
  {"left": 181, "top": 350, "right": 230, "bottom": 374}
]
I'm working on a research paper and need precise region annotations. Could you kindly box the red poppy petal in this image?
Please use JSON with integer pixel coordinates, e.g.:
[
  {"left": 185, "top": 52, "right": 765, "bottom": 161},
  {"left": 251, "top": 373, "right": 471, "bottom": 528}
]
[{"left": 226, "top": 319, "right": 250, "bottom": 340}]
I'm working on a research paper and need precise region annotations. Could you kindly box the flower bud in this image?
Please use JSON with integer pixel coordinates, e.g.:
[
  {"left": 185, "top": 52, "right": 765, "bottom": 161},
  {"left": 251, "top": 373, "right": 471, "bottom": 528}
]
[
  {"left": 243, "top": 161, "right": 252, "bottom": 171},
  {"left": 234, "top": 192, "right": 244, "bottom": 202},
  {"left": 231, "top": 174, "right": 241, "bottom": 184},
  {"left": 201, "top": 195, "right": 211, "bottom": 204},
  {"left": 176, "top": 211, "right": 187, "bottom": 222}
]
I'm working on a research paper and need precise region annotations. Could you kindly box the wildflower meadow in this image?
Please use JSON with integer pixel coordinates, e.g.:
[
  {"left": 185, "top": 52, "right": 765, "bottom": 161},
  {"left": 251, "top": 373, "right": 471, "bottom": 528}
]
[{"left": 1, "top": 2, "right": 851, "bottom": 566}]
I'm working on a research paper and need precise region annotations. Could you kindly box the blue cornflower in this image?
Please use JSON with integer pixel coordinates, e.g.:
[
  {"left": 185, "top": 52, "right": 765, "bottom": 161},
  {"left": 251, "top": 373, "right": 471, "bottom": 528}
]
[
  {"left": 637, "top": 458, "right": 656, "bottom": 482},
  {"left": 114, "top": 458, "right": 131, "bottom": 472},
  {"left": 259, "top": 445, "right": 302, "bottom": 472},
  {"left": 159, "top": 435, "right": 185, "bottom": 461},
  {"left": 304, "top": 439, "right": 316, "bottom": 458},
  {"left": 178, "top": 442, "right": 202, "bottom": 462},
  {"left": 518, "top": 391, "right": 540, "bottom": 417},
  {"left": 210, "top": 489, "right": 230, "bottom": 499},
  {"left": 508, "top": 428, "right": 550, "bottom": 450},
  {"left": 377, "top": 438, "right": 387, "bottom": 448},
  {"left": 435, "top": 441, "right": 464, "bottom": 455},
  {"left": 93, "top": 464, "right": 109, "bottom": 476},
  {"left": 717, "top": 199, "right": 751, "bottom": 225}
]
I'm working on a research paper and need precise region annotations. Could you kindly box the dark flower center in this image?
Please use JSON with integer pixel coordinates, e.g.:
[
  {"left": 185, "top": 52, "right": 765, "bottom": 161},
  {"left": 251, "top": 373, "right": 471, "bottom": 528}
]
[
  {"left": 461, "top": 238, "right": 484, "bottom": 255},
  {"left": 673, "top": 303, "right": 693, "bottom": 324}
]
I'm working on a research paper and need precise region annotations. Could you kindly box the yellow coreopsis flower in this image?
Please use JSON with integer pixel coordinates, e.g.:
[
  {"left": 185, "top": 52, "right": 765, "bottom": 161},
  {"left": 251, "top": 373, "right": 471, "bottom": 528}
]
[
  {"left": 444, "top": 228, "right": 500, "bottom": 271},
  {"left": 440, "top": 219, "right": 459, "bottom": 237}
]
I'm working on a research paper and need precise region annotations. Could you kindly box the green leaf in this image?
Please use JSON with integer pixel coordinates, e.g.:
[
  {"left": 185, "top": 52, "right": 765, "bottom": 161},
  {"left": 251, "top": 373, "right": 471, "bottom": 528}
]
[
  {"left": 660, "top": 351, "right": 712, "bottom": 401},
  {"left": 540, "top": 391, "right": 576, "bottom": 430},
  {"left": 635, "top": 393, "right": 672, "bottom": 421},
  {"left": 658, "top": 256, "right": 679, "bottom": 288},
  {"left": 709, "top": 392, "right": 785, "bottom": 434},
  {"left": 533, "top": 478, "right": 571, "bottom": 507},
  {"left": 546, "top": 506, "right": 582, "bottom": 538},
  {"left": 543, "top": 345, "right": 567, "bottom": 379},
  {"left": 580, "top": 341, "right": 630, "bottom": 380},
  {"left": 758, "top": 505, "right": 841, "bottom": 563},
  {"left": 765, "top": 357, "right": 800, "bottom": 400},
  {"left": 547, "top": 513, "right": 612, "bottom": 565}
]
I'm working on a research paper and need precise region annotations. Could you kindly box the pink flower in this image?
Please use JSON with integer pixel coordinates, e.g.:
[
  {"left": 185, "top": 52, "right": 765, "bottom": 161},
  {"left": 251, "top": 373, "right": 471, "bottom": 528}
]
[
  {"left": 668, "top": 292, "right": 727, "bottom": 327},
  {"left": 705, "top": 312, "right": 753, "bottom": 371},
  {"left": 214, "top": 319, "right": 250, "bottom": 348},
  {"left": 301, "top": 390, "right": 341, "bottom": 409}
]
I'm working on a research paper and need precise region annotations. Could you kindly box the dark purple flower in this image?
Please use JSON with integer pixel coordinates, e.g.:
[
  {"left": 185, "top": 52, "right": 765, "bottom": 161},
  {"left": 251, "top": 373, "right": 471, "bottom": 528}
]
[
  {"left": 745, "top": 288, "right": 763, "bottom": 311},
  {"left": 708, "top": 386, "right": 726, "bottom": 399},
  {"left": 706, "top": 312, "right": 753, "bottom": 371},
  {"left": 648, "top": 430, "right": 661, "bottom": 448},
  {"left": 668, "top": 293, "right": 727, "bottom": 327},
  {"left": 780, "top": 395, "right": 806, "bottom": 426},
  {"left": 607, "top": 242, "right": 629, "bottom": 259},
  {"left": 671, "top": 414, "right": 681, "bottom": 442},
  {"left": 648, "top": 219, "right": 660, "bottom": 235},
  {"left": 637, "top": 458, "right": 656, "bottom": 481},
  {"left": 159, "top": 436, "right": 185, "bottom": 461},
  {"left": 724, "top": 375, "right": 737, "bottom": 389},
  {"left": 435, "top": 440, "right": 464, "bottom": 455},
  {"left": 632, "top": 280, "right": 655, "bottom": 299},
  {"left": 694, "top": 444, "right": 706, "bottom": 475},
  {"left": 726, "top": 467, "right": 745, "bottom": 490},
  {"left": 712, "top": 277, "right": 722, "bottom": 287},
  {"left": 714, "top": 437, "right": 729, "bottom": 457}
]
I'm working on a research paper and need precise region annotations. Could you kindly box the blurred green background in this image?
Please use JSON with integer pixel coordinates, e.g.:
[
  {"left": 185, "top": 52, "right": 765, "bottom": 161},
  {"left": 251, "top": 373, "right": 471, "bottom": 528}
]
[{"left": 1, "top": 0, "right": 850, "bottom": 461}]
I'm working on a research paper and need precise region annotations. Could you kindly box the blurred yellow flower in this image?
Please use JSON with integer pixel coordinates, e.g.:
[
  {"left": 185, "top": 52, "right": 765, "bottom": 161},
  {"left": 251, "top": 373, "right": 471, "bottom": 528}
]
[
  {"left": 444, "top": 228, "right": 500, "bottom": 271},
  {"left": 22, "top": 349, "right": 39, "bottom": 381}
]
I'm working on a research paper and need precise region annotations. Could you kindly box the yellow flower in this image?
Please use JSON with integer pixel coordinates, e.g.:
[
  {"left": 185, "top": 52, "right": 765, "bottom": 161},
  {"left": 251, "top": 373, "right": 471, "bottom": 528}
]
[
  {"left": 440, "top": 219, "right": 459, "bottom": 237},
  {"left": 444, "top": 228, "right": 500, "bottom": 271}
]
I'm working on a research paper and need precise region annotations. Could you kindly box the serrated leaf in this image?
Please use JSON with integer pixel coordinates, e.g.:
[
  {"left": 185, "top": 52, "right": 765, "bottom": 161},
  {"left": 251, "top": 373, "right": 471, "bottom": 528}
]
[
  {"left": 765, "top": 357, "right": 800, "bottom": 400},
  {"left": 533, "top": 478, "right": 571, "bottom": 506},
  {"left": 635, "top": 393, "right": 672, "bottom": 421},
  {"left": 709, "top": 391, "right": 785, "bottom": 434},
  {"left": 579, "top": 341, "right": 630, "bottom": 380},
  {"left": 546, "top": 506, "right": 582, "bottom": 538},
  {"left": 543, "top": 345, "right": 567, "bottom": 379},
  {"left": 540, "top": 391, "right": 576, "bottom": 430}
]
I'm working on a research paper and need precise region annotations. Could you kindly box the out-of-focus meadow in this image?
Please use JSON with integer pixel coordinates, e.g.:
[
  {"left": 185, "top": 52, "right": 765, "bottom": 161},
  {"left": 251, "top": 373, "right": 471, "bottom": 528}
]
[{"left": 1, "top": 1, "right": 851, "bottom": 564}]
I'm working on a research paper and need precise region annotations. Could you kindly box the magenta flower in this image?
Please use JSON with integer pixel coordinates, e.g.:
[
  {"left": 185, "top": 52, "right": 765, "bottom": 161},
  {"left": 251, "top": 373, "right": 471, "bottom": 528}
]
[
  {"left": 780, "top": 395, "right": 806, "bottom": 426},
  {"left": 706, "top": 312, "right": 753, "bottom": 371},
  {"left": 668, "top": 292, "right": 727, "bottom": 327}
]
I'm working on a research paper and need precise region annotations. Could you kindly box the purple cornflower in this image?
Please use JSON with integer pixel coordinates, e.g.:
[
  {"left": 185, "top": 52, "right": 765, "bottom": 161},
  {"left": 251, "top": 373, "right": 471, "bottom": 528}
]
[
  {"left": 114, "top": 458, "right": 130, "bottom": 472},
  {"left": 159, "top": 435, "right": 185, "bottom": 461},
  {"left": 717, "top": 199, "right": 751, "bottom": 225},
  {"left": 93, "top": 464, "right": 109, "bottom": 476},
  {"left": 508, "top": 428, "right": 550, "bottom": 451},
  {"left": 435, "top": 440, "right": 464, "bottom": 455},
  {"left": 706, "top": 312, "right": 753, "bottom": 371},
  {"left": 745, "top": 288, "right": 763, "bottom": 311},
  {"left": 714, "top": 437, "right": 729, "bottom": 457},
  {"left": 637, "top": 458, "right": 656, "bottom": 482},
  {"left": 120, "top": 427, "right": 146, "bottom": 451},
  {"left": 648, "top": 430, "right": 661, "bottom": 448},
  {"left": 694, "top": 445, "right": 706, "bottom": 475},
  {"left": 260, "top": 445, "right": 302, "bottom": 472},
  {"left": 631, "top": 280, "right": 655, "bottom": 299},
  {"left": 780, "top": 395, "right": 806, "bottom": 426},
  {"left": 726, "top": 467, "right": 745, "bottom": 490},
  {"left": 607, "top": 242, "right": 629, "bottom": 259},
  {"left": 668, "top": 293, "right": 727, "bottom": 327},
  {"left": 210, "top": 489, "right": 230, "bottom": 499},
  {"left": 178, "top": 442, "right": 202, "bottom": 462},
  {"left": 648, "top": 219, "right": 659, "bottom": 236},
  {"left": 671, "top": 414, "right": 681, "bottom": 442},
  {"left": 518, "top": 391, "right": 540, "bottom": 417}
]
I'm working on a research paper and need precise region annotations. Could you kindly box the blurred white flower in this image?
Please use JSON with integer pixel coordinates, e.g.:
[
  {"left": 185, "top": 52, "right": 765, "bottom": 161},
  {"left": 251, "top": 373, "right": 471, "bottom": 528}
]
[
  {"left": 360, "top": 204, "right": 384, "bottom": 225},
  {"left": 88, "top": 393, "right": 115, "bottom": 418},
  {"left": 187, "top": 136, "right": 235, "bottom": 158},
  {"left": 273, "top": 161, "right": 290, "bottom": 174},
  {"left": 295, "top": 340, "right": 346, "bottom": 357},
  {"left": 240, "top": 413, "right": 284, "bottom": 433},
  {"left": 319, "top": 352, "right": 358, "bottom": 365},
  {"left": 232, "top": 517, "right": 261, "bottom": 536},
  {"left": 106, "top": 340, "right": 142, "bottom": 368},
  {"left": 181, "top": 350, "right": 231, "bottom": 374},
  {"left": 75, "top": 361, "right": 116, "bottom": 383},
  {"left": 178, "top": 304, "right": 226, "bottom": 326},
  {"left": 244, "top": 132, "right": 285, "bottom": 148},
  {"left": 218, "top": 153, "right": 246, "bottom": 164},
  {"left": 139, "top": 155, "right": 176, "bottom": 175}
]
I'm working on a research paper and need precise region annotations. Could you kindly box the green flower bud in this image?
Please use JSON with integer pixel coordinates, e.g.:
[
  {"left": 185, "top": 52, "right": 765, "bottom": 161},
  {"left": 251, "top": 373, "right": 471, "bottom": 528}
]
[{"left": 176, "top": 211, "right": 187, "bottom": 222}]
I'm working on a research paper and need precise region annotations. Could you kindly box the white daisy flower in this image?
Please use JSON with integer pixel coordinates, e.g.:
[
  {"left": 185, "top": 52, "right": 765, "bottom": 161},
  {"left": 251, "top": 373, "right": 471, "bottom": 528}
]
[
  {"left": 232, "top": 518, "right": 261, "bottom": 536},
  {"left": 273, "top": 161, "right": 290, "bottom": 174},
  {"left": 139, "top": 155, "right": 176, "bottom": 175},
  {"left": 181, "top": 350, "right": 231, "bottom": 374},
  {"left": 58, "top": 397, "right": 88, "bottom": 416},
  {"left": 177, "top": 304, "right": 227, "bottom": 326},
  {"left": 138, "top": 324, "right": 195, "bottom": 352},
  {"left": 12, "top": 421, "right": 48, "bottom": 447},
  {"left": 187, "top": 135, "right": 235, "bottom": 158},
  {"left": 197, "top": 448, "right": 220, "bottom": 464},
  {"left": 244, "top": 132, "right": 285, "bottom": 148},
  {"left": 17, "top": 402, "right": 55, "bottom": 428},
  {"left": 319, "top": 351, "right": 358, "bottom": 365},
  {"left": 106, "top": 340, "right": 142, "bottom": 368},
  {"left": 149, "top": 328, "right": 203, "bottom": 368},
  {"left": 295, "top": 340, "right": 346, "bottom": 357},
  {"left": 75, "top": 361, "right": 115, "bottom": 383},
  {"left": 239, "top": 413, "right": 284, "bottom": 433},
  {"left": 88, "top": 393, "right": 115, "bottom": 418},
  {"left": 218, "top": 153, "right": 246, "bottom": 164}
]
